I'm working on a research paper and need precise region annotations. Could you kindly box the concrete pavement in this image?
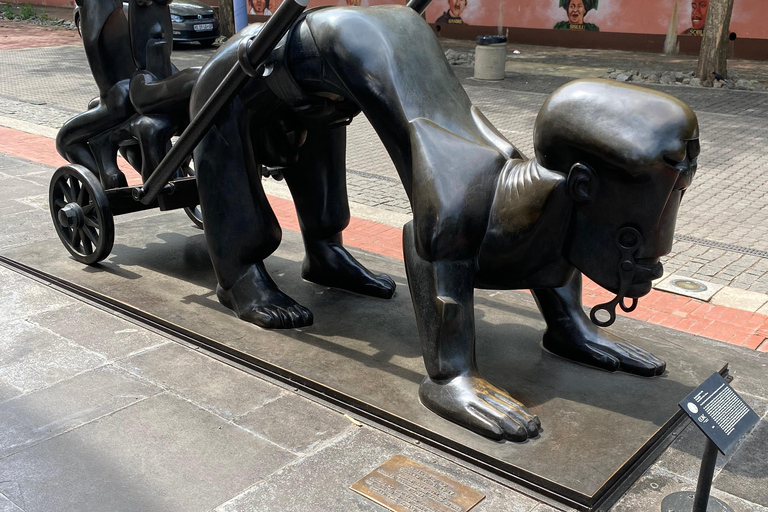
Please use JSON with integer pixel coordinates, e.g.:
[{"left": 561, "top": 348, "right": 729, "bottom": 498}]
[{"left": 0, "top": 20, "right": 767, "bottom": 512}]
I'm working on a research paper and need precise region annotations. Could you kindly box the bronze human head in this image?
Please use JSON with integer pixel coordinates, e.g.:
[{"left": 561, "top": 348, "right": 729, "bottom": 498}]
[{"left": 534, "top": 79, "right": 699, "bottom": 297}]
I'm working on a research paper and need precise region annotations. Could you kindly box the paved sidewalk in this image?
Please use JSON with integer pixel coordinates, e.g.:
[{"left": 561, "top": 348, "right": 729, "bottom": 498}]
[
  {"left": 0, "top": 22, "right": 767, "bottom": 512},
  {"left": 0, "top": 21, "right": 79, "bottom": 50},
  {"left": 1, "top": 262, "right": 552, "bottom": 512}
]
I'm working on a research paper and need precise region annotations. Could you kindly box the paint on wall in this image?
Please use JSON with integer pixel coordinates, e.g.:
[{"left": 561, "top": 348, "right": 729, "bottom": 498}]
[
  {"left": 246, "top": 0, "right": 765, "bottom": 40},
  {"left": 684, "top": 0, "right": 708, "bottom": 35},
  {"left": 553, "top": 0, "right": 599, "bottom": 31}
]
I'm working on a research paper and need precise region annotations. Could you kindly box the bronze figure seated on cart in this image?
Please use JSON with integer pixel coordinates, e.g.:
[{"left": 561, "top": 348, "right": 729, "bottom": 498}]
[
  {"left": 50, "top": 0, "right": 202, "bottom": 264},
  {"left": 56, "top": 0, "right": 199, "bottom": 190},
  {"left": 188, "top": 5, "right": 698, "bottom": 441}
]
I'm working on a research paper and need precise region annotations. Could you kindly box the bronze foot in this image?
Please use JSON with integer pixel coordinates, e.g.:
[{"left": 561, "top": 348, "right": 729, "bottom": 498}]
[
  {"left": 217, "top": 263, "right": 313, "bottom": 329},
  {"left": 302, "top": 240, "right": 396, "bottom": 299},
  {"left": 543, "top": 328, "right": 666, "bottom": 377},
  {"left": 419, "top": 374, "right": 540, "bottom": 441}
]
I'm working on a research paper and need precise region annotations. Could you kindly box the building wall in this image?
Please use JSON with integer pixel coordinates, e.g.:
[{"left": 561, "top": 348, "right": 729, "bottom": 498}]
[
  {"left": 421, "top": 0, "right": 766, "bottom": 40},
  {"left": 31, "top": 0, "right": 767, "bottom": 58},
  {"left": 243, "top": 0, "right": 766, "bottom": 40},
  {"left": 258, "top": 0, "right": 764, "bottom": 59}
]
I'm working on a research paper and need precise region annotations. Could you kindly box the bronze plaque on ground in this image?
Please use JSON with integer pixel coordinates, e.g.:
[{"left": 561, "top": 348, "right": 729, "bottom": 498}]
[{"left": 351, "top": 455, "right": 485, "bottom": 512}]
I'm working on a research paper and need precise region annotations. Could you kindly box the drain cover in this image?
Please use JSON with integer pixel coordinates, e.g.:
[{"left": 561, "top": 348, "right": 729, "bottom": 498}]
[
  {"left": 654, "top": 274, "right": 722, "bottom": 301},
  {"left": 671, "top": 279, "right": 708, "bottom": 292}
]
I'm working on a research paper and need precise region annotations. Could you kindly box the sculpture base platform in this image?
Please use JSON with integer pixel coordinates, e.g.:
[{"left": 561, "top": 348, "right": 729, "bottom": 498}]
[{"left": 2, "top": 212, "right": 729, "bottom": 511}]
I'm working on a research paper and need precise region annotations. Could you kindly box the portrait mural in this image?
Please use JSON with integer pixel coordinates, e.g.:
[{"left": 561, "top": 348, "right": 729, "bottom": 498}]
[
  {"left": 554, "top": 0, "right": 599, "bottom": 31},
  {"left": 250, "top": 0, "right": 282, "bottom": 15},
  {"left": 317, "top": 0, "right": 763, "bottom": 41},
  {"left": 685, "top": 0, "right": 708, "bottom": 35},
  {"left": 435, "top": 0, "right": 468, "bottom": 25}
]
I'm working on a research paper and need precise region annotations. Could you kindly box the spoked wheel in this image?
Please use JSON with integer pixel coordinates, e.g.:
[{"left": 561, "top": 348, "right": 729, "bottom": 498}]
[
  {"left": 49, "top": 164, "right": 114, "bottom": 265},
  {"left": 179, "top": 162, "right": 203, "bottom": 229}
]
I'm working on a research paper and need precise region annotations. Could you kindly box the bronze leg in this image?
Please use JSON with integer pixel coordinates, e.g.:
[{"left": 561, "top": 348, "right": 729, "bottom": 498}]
[
  {"left": 532, "top": 272, "right": 666, "bottom": 376},
  {"left": 282, "top": 126, "right": 395, "bottom": 299},
  {"left": 193, "top": 100, "right": 312, "bottom": 329},
  {"left": 403, "top": 222, "right": 539, "bottom": 441}
]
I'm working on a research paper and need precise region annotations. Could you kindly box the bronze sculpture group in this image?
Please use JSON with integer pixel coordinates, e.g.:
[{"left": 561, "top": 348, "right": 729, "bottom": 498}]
[{"left": 57, "top": 0, "right": 699, "bottom": 442}]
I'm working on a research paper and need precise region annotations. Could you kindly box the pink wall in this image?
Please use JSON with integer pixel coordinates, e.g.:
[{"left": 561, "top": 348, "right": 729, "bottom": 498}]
[
  {"left": 420, "top": 0, "right": 767, "bottom": 40},
  {"left": 291, "top": 0, "right": 766, "bottom": 40},
  {"left": 29, "top": 0, "right": 768, "bottom": 41}
]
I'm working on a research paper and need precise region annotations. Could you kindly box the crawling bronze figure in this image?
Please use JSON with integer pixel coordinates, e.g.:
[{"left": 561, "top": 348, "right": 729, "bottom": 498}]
[{"left": 190, "top": 5, "right": 698, "bottom": 441}]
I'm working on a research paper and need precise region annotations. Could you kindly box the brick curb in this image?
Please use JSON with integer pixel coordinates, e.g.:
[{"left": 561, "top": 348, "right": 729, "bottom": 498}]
[
  {"left": 0, "top": 21, "right": 80, "bottom": 51},
  {"left": 2, "top": 123, "right": 767, "bottom": 353}
]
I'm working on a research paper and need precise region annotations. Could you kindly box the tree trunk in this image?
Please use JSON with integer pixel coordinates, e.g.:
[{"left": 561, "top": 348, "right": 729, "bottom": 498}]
[
  {"left": 219, "top": 0, "right": 236, "bottom": 38},
  {"left": 696, "top": 0, "right": 735, "bottom": 86},
  {"left": 663, "top": 0, "right": 678, "bottom": 55}
]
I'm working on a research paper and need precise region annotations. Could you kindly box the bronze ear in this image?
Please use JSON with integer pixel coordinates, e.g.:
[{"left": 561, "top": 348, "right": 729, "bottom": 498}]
[{"left": 567, "top": 163, "right": 598, "bottom": 204}]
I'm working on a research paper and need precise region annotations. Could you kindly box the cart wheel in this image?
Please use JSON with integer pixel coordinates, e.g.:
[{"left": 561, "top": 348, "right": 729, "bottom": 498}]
[
  {"left": 49, "top": 164, "right": 114, "bottom": 265},
  {"left": 179, "top": 163, "right": 203, "bottom": 229}
]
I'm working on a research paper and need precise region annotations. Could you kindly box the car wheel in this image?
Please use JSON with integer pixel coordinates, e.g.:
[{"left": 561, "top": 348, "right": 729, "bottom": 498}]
[{"left": 198, "top": 39, "right": 215, "bottom": 48}]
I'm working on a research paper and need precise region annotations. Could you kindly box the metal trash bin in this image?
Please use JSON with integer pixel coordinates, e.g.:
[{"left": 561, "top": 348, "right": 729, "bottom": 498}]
[{"left": 474, "top": 35, "right": 507, "bottom": 81}]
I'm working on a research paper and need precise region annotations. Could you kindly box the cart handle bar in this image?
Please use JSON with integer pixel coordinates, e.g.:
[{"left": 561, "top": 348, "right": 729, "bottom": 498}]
[
  {"left": 133, "top": 0, "right": 309, "bottom": 205},
  {"left": 406, "top": 0, "right": 432, "bottom": 15}
]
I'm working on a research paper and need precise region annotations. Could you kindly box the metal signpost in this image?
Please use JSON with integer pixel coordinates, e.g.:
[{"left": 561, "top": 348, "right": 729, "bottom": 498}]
[{"left": 662, "top": 372, "right": 759, "bottom": 512}]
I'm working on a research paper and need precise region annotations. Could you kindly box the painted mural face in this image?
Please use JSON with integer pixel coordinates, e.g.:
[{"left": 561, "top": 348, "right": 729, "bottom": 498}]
[
  {"left": 249, "top": 0, "right": 266, "bottom": 14},
  {"left": 554, "top": 0, "right": 598, "bottom": 31},
  {"left": 435, "top": 0, "right": 468, "bottom": 25},
  {"left": 448, "top": 0, "right": 467, "bottom": 18},
  {"left": 568, "top": 1, "right": 586, "bottom": 24},
  {"left": 692, "top": 0, "right": 708, "bottom": 30}
]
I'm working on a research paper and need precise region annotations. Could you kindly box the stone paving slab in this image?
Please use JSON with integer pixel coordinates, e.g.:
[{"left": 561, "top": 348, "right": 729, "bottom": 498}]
[
  {"left": 0, "top": 318, "right": 106, "bottom": 393},
  {"left": 214, "top": 428, "right": 545, "bottom": 512},
  {"left": 0, "top": 265, "right": 77, "bottom": 323},
  {"left": 611, "top": 466, "right": 768, "bottom": 512},
  {"left": 714, "top": 417, "right": 768, "bottom": 506},
  {"left": 0, "top": 365, "right": 161, "bottom": 458},
  {"left": 27, "top": 303, "right": 170, "bottom": 360},
  {"left": 0, "top": 392, "right": 297, "bottom": 512},
  {"left": 652, "top": 393, "right": 768, "bottom": 481},
  {"left": 116, "top": 342, "right": 287, "bottom": 419},
  {"left": 0, "top": 494, "right": 23, "bottom": 512},
  {"left": 233, "top": 393, "right": 355, "bottom": 456},
  {"left": 0, "top": 381, "right": 22, "bottom": 403}
]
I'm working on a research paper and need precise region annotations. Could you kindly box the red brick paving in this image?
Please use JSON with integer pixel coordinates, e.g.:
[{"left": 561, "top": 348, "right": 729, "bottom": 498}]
[
  {"left": 0, "top": 21, "right": 80, "bottom": 50},
  {"left": 0, "top": 126, "right": 141, "bottom": 181},
  {"left": 2, "top": 125, "right": 767, "bottom": 352}
]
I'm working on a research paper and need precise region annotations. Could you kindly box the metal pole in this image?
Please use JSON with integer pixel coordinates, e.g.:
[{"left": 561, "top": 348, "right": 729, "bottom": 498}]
[
  {"left": 692, "top": 437, "right": 719, "bottom": 512},
  {"left": 234, "top": 0, "right": 248, "bottom": 32},
  {"left": 134, "top": 0, "right": 308, "bottom": 205},
  {"left": 406, "top": 0, "right": 432, "bottom": 15}
]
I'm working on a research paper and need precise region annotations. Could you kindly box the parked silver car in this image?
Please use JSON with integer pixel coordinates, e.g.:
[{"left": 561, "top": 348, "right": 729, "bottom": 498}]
[{"left": 74, "top": 0, "right": 219, "bottom": 47}]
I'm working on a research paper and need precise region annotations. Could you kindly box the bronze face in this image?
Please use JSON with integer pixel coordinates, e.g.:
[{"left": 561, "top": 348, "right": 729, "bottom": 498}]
[{"left": 534, "top": 79, "right": 699, "bottom": 297}]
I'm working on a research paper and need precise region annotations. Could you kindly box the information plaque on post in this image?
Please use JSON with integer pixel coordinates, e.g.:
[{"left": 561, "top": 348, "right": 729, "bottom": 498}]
[{"left": 662, "top": 372, "right": 760, "bottom": 512}]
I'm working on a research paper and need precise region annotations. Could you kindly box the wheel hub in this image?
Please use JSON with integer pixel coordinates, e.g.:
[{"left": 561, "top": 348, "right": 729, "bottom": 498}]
[{"left": 58, "top": 202, "right": 85, "bottom": 229}]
